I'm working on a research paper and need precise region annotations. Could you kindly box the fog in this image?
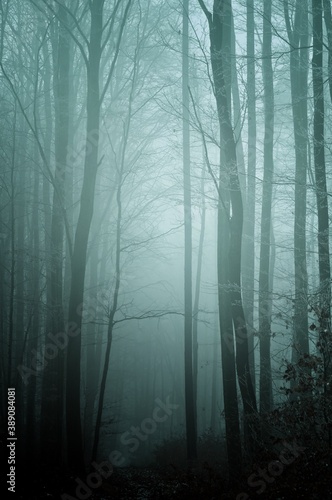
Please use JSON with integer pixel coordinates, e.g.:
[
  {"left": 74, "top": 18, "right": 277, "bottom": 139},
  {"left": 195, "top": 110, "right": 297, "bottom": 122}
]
[{"left": 0, "top": 1, "right": 331, "bottom": 498}]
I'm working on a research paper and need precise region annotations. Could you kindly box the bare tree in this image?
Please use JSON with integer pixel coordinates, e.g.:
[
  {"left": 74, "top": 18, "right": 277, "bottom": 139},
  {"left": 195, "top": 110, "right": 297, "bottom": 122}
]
[
  {"left": 65, "top": 0, "right": 132, "bottom": 471},
  {"left": 312, "top": 0, "right": 331, "bottom": 380},
  {"left": 259, "top": 0, "right": 274, "bottom": 414},
  {"left": 198, "top": 0, "right": 257, "bottom": 475},
  {"left": 283, "top": 0, "right": 309, "bottom": 367},
  {"left": 182, "top": 0, "right": 197, "bottom": 464},
  {"left": 40, "top": 1, "right": 70, "bottom": 465}
]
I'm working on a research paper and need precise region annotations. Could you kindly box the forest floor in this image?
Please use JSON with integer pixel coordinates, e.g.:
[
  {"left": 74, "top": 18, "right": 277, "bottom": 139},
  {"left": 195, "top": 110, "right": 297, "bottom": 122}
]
[{"left": 10, "top": 453, "right": 332, "bottom": 500}]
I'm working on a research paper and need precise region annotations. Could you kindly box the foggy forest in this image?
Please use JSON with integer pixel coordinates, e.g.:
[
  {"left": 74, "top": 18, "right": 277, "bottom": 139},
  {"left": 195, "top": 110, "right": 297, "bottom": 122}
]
[{"left": 0, "top": 0, "right": 332, "bottom": 498}]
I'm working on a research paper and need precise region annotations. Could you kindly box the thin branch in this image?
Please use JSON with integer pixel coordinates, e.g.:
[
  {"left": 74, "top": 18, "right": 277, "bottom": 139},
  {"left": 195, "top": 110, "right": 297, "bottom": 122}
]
[
  {"left": 188, "top": 86, "right": 228, "bottom": 216},
  {"left": 100, "top": 0, "right": 133, "bottom": 104},
  {"left": 283, "top": 0, "right": 293, "bottom": 46},
  {"left": 49, "top": 0, "right": 89, "bottom": 47},
  {"left": 30, "top": 0, "right": 89, "bottom": 68},
  {"left": 100, "top": 0, "right": 122, "bottom": 52},
  {"left": 120, "top": 223, "right": 184, "bottom": 252},
  {"left": 112, "top": 311, "right": 184, "bottom": 325}
]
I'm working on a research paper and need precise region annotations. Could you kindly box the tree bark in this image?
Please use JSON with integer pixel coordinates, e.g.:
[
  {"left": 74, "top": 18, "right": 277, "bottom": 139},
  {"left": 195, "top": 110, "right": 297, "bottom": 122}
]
[
  {"left": 259, "top": 0, "right": 274, "bottom": 414},
  {"left": 242, "top": 0, "right": 256, "bottom": 390},
  {"left": 198, "top": 0, "right": 257, "bottom": 474},
  {"left": 66, "top": 0, "right": 104, "bottom": 471},
  {"left": 323, "top": 0, "right": 332, "bottom": 103},
  {"left": 312, "top": 0, "right": 331, "bottom": 392},
  {"left": 41, "top": 2, "right": 70, "bottom": 466},
  {"left": 182, "top": 0, "right": 197, "bottom": 463},
  {"left": 193, "top": 159, "right": 206, "bottom": 439},
  {"left": 312, "top": 0, "right": 330, "bottom": 326},
  {"left": 284, "top": 0, "right": 309, "bottom": 361}
]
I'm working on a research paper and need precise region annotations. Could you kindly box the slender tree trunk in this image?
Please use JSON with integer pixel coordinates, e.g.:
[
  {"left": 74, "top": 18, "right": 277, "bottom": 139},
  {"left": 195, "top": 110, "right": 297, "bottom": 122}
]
[
  {"left": 213, "top": 0, "right": 257, "bottom": 430},
  {"left": 230, "top": 11, "right": 246, "bottom": 195},
  {"left": 242, "top": 0, "right": 256, "bottom": 390},
  {"left": 90, "top": 199, "right": 122, "bottom": 463},
  {"left": 91, "top": 32, "right": 137, "bottom": 460},
  {"left": 63, "top": 40, "right": 75, "bottom": 318},
  {"left": 14, "top": 44, "right": 27, "bottom": 391},
  {"left": 83, "top": 243, "right": 100, "bottom": 462},
  {"left": 26, "top": 144, "right": 40, "bottom": 461},
  {"left": 182, "top": 0, "right": 197, "bottom": 463},
  {"left": 312, "top": 0, "right": 331, "bottom": 379},
  {"left": 217, "top": 191, "right": 242, "bottom": 476},
  {"left": 199, "top": 0, "right": 257, "bottom": 475},
  {"left": 284, "top": 0, "right": 309, "bottom": 360},
  {"left": 210, "top": 314, "right": 219, "bottom": 433},
  {"left": 66, "top": 0, "right": 132, "bottom": 469},
  {"left": 192, "top": 159, "right": 206, "bottom": 442},
  {"left": 259, "top": 0, "right": 274, "bottom": 414},
  {"left": 323, "top": 0, "right": 332, "bottom": 102},
  {"left": 42, "top": 36, "right": 53, "bottom": 334},
  {"left": 66, "top": 0, "right": 104, "bottom": 471},
  {"left": 41, "top": 2, "right": 70, "bottom": 465},
  {"left": 12, "top": 29, "right": 28, "bottom": 456},
  {"left": 8, "top": 101, "right": 17, "bottom": 387}
]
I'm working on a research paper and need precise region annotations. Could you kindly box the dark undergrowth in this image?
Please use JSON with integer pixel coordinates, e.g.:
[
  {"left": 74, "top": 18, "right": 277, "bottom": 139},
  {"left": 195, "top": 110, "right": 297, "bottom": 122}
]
[{"left": 2, "top": 438, "right": 331, "bottom": 499}]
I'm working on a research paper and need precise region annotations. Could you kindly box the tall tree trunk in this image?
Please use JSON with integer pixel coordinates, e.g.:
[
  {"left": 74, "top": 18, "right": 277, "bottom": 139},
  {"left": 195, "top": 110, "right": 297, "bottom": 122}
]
[
  {"left": 312, "top": 0, "right": 331, "bottom": 375},
  {"left": 41, "top": 35, "right": 53, "bottom": 334},
  {"left": 90, "top": 172, "right": 122, "bottom": 462},
  {"left": 182, "top": 0, "right": 197, "bottom": 463},
  {"left": 66, "top": 0, "right": 132, "bottom": 470},
  {"left": 193, "top": 160, "right": 206, "bottom": 437},
  {"left": 14, "top": 34, "right": 27, "bottom": 395},
  {"left": 198, "top": 0, "right": 257, "bottom": 475},
  {"left": 41, "top": 2, "right": 70, "bottom": 466},
  {"left": 66, "top": 0, "right": 104, "bottom": 471},
  {"left": 8, "top": 101, "right": 17, "bottom": 387},
  {"left": 83, "top": 243, "right": 100, "bottom": 462},
  {"left": 242, "top": 0, "right": 256, "bottom": 390},
  {"left": 323, "top": 0, "right": 332, "bottom": 102},
  {"left": 259, "top": 0, "right": 274, "bottom": 414},
  {"left": 26, "top": 144, "right": 40, "bottom": 461},
  {"left": 230, "top": 11, "right": 246, "bottom": 195},
  {"left": 284, "top": 0, "right": 309, "bottom": 361},
  {"left": 210, "top": 318, "right": 219, "bottom": 433},
  {"left": 12, "top": 22, "right": 28, "bottom": 457}
]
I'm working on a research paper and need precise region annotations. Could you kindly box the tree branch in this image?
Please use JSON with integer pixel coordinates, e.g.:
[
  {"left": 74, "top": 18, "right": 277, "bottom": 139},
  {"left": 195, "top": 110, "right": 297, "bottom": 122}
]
[
  {"left": 100, "top": 0, "right": 133, "bottom": 104},
  {"left": 197, "top": 0, "right": 212, "bottom": 25}
]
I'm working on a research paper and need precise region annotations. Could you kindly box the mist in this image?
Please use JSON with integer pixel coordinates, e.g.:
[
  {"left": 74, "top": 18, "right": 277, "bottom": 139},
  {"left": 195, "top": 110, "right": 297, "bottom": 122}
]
[{"left": 0, "top": 1, "right": 331, "bottom": 499}]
